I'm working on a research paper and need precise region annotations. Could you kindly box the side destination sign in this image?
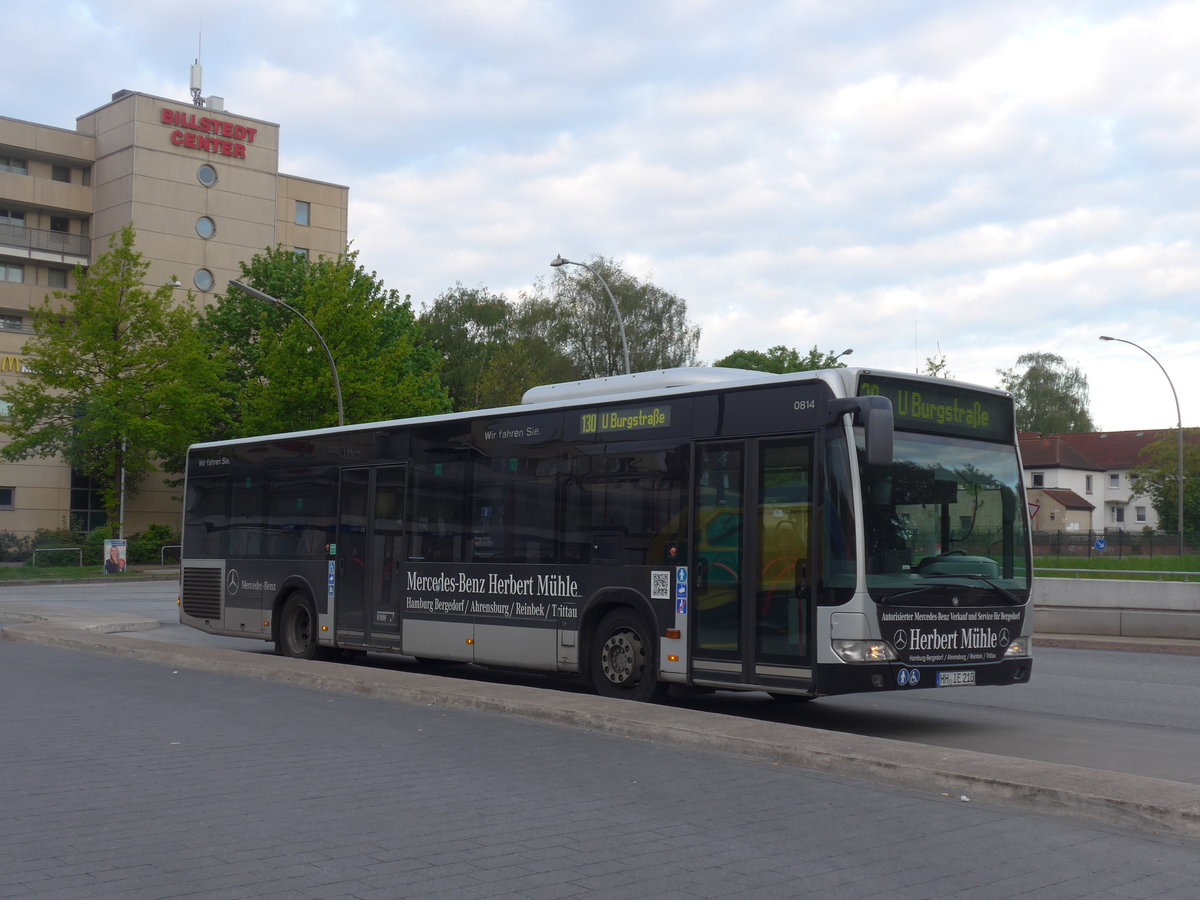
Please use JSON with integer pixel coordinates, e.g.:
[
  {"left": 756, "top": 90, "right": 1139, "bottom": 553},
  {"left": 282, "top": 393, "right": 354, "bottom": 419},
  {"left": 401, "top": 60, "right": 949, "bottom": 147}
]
[
  {"left": 580, "top": 404, "right": 671, "bottom": 435},
  {"left": 858, "top": 374, "right": 1012, "bottom": 442}
]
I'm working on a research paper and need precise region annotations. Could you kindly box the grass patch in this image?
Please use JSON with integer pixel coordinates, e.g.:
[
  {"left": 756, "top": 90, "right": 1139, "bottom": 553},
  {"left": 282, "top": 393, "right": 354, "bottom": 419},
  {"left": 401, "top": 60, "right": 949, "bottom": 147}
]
[
  {"left": 0, "top": 565, "right": 168, "bottom": 581},
  {"left": 1035, "top": 555, "right": 1200, "bottom": 580}
]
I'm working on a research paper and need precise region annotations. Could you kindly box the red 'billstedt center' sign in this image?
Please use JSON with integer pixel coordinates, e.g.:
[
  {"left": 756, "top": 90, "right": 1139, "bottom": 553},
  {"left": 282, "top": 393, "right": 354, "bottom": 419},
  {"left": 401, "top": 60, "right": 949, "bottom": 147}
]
[{"left": 161, "top": 108, "right": 257, "bottom": 159}]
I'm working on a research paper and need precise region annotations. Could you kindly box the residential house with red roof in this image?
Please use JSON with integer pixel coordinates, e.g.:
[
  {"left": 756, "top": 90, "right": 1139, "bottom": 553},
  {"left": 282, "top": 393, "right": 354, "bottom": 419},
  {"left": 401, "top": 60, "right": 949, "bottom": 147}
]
[{"left": 1019, "top": 429, "right": 1185, "bottom": 532}]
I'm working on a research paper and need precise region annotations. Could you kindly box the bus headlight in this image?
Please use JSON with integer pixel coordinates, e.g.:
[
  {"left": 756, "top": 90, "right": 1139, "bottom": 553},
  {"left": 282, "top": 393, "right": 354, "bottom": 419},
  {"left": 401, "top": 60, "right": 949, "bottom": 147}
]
[
  {"left": 833, "top": 639, "right": 897, "bottom": 663},
  {"left": 1004, "top": 639, "right": 1030, "bottom": 658}
]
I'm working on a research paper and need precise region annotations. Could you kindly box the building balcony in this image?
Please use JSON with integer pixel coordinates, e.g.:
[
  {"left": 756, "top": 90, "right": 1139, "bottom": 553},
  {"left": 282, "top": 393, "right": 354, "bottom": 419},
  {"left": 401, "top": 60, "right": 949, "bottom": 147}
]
[{"left": 0, "top": 223, "right": 90, "bottom": 263}]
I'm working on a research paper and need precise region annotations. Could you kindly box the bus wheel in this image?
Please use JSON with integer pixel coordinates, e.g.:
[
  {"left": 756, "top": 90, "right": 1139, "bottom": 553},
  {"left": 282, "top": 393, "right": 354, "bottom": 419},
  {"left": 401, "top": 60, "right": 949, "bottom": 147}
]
[
  {"left": 590, "top": 609, "right": 667, "bottom": 702},
  {"left": 276, "top": 595, "right": 319, "bottom": 660}
]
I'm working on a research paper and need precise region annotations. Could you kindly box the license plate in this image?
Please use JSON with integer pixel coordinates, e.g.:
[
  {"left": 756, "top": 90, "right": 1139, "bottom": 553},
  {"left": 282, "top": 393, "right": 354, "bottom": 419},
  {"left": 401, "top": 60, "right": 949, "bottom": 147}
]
[{"left": 936, "top": 670, "right": 975, "bottom": 687}]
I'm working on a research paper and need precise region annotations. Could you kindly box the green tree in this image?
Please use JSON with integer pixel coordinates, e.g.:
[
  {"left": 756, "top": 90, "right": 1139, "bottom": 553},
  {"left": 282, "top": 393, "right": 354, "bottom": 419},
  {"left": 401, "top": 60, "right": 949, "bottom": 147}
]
[
  {"left": 923, "top": 351, "right": 953, "bottom": 379},
  {"left": 548, "top": 257, "right": 701, "bottom": 378},
  {"left": 0, "top": 225, "right": 223, "bottom": 535},
  {"left": 419, "top": 283, "right": 514, "bottom": 410},
  {"left": 1129, "top": 430, "right": 1200, "bottom": 532},
  {"left": 714, "top": 345, "right": 851, "bottom": 373},
  {"left": 201, "top": 246, "right": 451, "bottom": 436},
  {"left": 996, "top": 352, "right": 1095, "bottom": 433},
  {"left": 475, "top": 295, "right": 576, "bottom": 408}
]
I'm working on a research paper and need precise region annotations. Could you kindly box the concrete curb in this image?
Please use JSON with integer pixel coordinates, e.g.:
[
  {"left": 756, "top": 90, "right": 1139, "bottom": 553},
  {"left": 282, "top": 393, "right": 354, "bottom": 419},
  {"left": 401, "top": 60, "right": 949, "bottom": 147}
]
[{"left": 5, "top": 618, "right": 1200, "bottom": 839}]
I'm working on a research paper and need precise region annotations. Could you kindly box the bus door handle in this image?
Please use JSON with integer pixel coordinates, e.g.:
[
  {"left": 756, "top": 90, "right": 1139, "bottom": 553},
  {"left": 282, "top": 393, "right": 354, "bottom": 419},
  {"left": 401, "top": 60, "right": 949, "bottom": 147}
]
[
  {"left": 697, "top": 558, "right": 709, "bottom": 594},
  {"left": 795, "top": 561, "right": 809, "bottom": 600}
]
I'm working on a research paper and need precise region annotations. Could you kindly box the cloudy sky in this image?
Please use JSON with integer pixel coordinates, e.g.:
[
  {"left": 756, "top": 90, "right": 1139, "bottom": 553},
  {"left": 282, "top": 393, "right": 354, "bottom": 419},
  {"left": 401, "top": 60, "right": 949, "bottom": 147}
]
[{"left": 7, "top": 1, "right": 1199, "bottom": 431}]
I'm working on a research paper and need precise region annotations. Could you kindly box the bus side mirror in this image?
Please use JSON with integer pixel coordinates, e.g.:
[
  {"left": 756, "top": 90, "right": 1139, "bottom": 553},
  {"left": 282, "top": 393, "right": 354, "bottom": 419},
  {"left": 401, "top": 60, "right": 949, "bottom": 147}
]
[{"left": 827, "top": 397, "right": 894, "bottom": 467}]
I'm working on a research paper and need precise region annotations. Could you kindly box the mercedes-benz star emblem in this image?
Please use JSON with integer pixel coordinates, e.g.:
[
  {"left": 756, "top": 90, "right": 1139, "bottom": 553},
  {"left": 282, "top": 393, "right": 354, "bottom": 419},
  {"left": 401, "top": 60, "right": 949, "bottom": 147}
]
[{"left": 226, "top": 568, "right": 240, "bottom": 596}]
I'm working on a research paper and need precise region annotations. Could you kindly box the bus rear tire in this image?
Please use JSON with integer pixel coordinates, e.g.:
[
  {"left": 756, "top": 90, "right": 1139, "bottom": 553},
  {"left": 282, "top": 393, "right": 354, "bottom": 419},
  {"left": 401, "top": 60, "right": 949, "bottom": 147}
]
[
  {"left": 590, "top": 609, "right": 667, "bottom": 703},
  {"left": 276, "top": 594, "right": 319, "bottom": 660}
]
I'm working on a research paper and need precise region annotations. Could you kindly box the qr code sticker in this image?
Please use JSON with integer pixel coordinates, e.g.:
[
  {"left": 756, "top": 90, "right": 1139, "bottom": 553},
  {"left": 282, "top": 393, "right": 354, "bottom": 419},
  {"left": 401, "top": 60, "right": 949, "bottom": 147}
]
[{"left": 650, "top": 570, "right": 671, "bottom": 600}]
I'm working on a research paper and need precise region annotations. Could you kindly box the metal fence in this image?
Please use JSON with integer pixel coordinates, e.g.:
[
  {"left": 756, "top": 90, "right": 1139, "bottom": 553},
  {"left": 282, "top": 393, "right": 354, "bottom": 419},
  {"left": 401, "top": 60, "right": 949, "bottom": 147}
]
[{"left": 1032, "top": 529, "right": 1199, "bottom": 559}]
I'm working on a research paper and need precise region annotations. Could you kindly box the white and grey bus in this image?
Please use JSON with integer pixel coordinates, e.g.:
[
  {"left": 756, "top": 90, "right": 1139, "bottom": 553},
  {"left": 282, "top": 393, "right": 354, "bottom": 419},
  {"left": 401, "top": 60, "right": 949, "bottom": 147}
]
[{"left": 179, "top": 366, "right": 1033, "bottom": 701}]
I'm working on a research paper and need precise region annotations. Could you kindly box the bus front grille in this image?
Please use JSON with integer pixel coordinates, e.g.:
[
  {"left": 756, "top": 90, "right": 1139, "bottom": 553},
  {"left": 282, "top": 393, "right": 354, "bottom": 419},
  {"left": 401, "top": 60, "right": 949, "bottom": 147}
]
[{"left": 181, "top": 567, "right": 223, "bottom": 620}]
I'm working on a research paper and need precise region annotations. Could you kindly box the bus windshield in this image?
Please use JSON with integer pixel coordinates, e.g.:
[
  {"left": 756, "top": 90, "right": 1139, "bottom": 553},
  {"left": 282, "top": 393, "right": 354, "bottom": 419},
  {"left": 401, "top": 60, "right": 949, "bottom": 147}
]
[{"left": 857, "top": 429, "right": 1030, "bottom": 603}]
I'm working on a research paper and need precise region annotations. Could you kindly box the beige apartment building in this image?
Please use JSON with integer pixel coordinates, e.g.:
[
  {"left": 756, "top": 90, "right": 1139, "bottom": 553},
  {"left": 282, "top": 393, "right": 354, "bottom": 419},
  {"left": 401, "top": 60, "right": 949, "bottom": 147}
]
[{"left": 0, "top": 88, "right": 348, "bottom": 539}]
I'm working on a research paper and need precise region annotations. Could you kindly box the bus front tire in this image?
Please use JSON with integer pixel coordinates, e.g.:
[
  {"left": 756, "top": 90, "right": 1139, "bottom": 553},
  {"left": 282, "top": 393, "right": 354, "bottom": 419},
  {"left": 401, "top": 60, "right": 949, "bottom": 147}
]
[
  {"left": 590, "top": 609, "right": 667, "bottom": 703},
  {"left": 276, "top": 595, "right": 319, "bottom": 660}
]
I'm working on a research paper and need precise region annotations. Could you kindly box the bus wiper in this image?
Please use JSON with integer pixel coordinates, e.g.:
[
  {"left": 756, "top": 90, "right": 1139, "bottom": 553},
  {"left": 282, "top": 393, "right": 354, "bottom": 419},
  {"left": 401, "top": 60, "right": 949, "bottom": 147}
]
[
  {"left": 876, "top": 585, "right": 942, "bottom": 605},
  {"left": 921, "top": 573, "right": 1022, "bottom": 605}
]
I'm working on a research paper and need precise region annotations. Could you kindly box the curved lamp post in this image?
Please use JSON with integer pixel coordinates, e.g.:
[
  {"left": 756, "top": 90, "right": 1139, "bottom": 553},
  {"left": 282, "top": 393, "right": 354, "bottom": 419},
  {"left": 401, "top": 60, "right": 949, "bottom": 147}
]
[
  {"left": 1099, "top": 335, "right": 1184, "bottom": 555},
  {"left": 230, "top": 280, "right": 344, "bottom": 427},
  {"left": 550, "top": 255, "right": 631, "bottom": 375}
]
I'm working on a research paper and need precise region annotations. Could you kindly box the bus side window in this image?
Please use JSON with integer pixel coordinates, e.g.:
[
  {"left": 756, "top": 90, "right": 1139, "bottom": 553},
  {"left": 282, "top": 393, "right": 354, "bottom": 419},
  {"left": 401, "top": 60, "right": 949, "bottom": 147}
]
[{"left": 408, "top": 460, "right": 467, "bottom": 562}]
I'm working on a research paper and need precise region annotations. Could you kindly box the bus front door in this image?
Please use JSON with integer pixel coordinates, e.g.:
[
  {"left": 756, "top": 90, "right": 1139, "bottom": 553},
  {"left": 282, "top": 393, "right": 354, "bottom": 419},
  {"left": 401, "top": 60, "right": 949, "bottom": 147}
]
[
  {"left": 692, "top": 438, "right": 814, "bottom": 691},
  {"left": 335, "top": 466, "right": 407, "bottom": 650}
]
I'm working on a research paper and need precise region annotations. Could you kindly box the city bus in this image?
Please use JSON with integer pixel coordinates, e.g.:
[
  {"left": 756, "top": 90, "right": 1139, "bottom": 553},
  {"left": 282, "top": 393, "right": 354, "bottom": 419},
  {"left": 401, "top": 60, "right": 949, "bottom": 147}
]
[{"left": 179, "top": 366, "right": 1033, "bottom": 701}]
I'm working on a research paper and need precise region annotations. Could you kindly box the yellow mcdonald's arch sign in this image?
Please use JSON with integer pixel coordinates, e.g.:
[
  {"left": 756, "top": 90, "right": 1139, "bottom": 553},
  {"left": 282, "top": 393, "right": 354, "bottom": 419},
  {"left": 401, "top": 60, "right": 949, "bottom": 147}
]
[{"left": 0, "top": 356, "right": 22, "bottom": 372}]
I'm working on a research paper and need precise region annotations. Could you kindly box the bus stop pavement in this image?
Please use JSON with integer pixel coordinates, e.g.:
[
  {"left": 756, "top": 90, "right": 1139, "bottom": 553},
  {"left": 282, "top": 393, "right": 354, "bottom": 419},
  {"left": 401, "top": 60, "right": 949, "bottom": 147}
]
[{"left": 4, "top": 606, "right": 1200, "bottom": 842}]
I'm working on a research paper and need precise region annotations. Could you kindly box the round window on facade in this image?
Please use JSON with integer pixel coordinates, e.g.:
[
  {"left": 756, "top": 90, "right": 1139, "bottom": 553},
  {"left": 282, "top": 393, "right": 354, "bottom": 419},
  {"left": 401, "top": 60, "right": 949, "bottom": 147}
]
[
  {"left": 194, "top": 269, "right": 215, "bottom": 292},
  {"left": 195, "top": 216, "right": 216, "bottom": 239},
  {"left": 197, "top": 164, "right": 217, "bottom": 187}
]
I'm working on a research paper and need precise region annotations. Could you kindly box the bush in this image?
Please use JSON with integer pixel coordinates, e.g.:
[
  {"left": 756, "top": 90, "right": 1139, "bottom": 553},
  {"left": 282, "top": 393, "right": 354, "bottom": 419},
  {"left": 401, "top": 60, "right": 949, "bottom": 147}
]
[
  {"left": 0, "top": 530, "right": 32, "bottom": 562},
  {"left": 128, "top": 523, "right": 180, "bottom": 565}
]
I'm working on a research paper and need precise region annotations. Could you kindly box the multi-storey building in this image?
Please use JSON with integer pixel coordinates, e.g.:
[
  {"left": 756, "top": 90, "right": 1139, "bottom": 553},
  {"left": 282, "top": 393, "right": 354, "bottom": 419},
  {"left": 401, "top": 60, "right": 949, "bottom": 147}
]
[{"left": 0, "top": 88, "right": 348, "bottom": 539}]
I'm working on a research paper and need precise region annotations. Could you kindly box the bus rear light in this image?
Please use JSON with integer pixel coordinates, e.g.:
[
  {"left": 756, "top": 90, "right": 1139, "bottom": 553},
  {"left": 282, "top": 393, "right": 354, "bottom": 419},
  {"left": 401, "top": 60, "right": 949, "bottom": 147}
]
[
  {"left": 833, "top": 639, "right": 897, "bottom": 663},
  {"left": 321, "top": 625, "right": 329, "bottom": 632},
  {"left": 665, "top": 629, "right": 681, "bottom": 640},
  {"left": 466, "top": 638, "right": 474, "bottom": 645},
  {"left": 667, "top": 654, "right": 679, "bottom": 662},
  {"left": 263, "top": 621, "right": 270, "bottom": 628}
]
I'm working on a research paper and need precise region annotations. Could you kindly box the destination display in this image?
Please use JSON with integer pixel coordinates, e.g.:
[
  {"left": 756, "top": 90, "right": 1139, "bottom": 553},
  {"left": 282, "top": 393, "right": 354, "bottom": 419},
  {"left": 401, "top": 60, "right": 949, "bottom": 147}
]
[
  {"left": 858, "top": 374, "right": 1013, "bottom": 441},
  {"left": 878, "top": 606, "right": 1025, "bottom": 665},
  {"left": 579, "top": 405, "right": 671, "bottom": 436}
]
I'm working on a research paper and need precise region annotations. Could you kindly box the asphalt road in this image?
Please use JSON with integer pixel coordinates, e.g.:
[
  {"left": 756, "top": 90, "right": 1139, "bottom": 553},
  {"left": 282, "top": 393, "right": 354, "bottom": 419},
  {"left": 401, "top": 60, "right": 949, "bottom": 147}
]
[
  {"left": 5, "top": 577, "right": 1200, "bottom": 785},
  {"left": 5, "top": 621, "right": 1200, "bottom": 898}
]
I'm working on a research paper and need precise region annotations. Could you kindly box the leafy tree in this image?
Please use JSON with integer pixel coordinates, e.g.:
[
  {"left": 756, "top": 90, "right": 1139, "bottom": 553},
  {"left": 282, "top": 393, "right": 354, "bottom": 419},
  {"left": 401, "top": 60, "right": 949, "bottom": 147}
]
[
  {"left": 1130, "top": 430, "right": 1200, "bottom": 532},
  {"left": 200, "top": 246, "right": 451, "bottom": 436},
  {"left": 476, "top": 295, "right": 576, "bottom": 408},
  {"left": 419, "top": 284, "right": 514, "bottom": 410},
  {"left": 0, "top": 225, "right": 223, "bottom": 536},
  {"left": 923, "top": 351, "right": 954, "bottom": 379},
  {"left": 548, "top": 257, "right": 701, "bottom": 378},
  {"left": 996, "top": 352, "right": 1095, "bottom": 434},
  {"left": 714, "top": 345, "right": 851, "bottom": 373}
]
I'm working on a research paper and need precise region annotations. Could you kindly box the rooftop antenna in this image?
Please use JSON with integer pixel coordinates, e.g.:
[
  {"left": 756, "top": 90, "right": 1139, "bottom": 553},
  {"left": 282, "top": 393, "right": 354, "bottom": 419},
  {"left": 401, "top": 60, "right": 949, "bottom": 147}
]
[{"left": 190, "top": 33, "right": 205, "bottom": 107}]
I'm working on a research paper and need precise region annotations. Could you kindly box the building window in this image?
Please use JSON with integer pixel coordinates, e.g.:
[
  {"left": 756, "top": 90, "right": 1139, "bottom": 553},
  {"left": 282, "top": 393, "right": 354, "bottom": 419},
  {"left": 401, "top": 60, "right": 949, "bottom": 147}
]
[
  {"left": 1085, "top": 475, "right": 1093, "bottom": 494},
  {"left": 0, "top": 487, "right": 13, "bottom": 510},
  {"left": 70, "top": 470, "right": 105, "bottom": 532},
  {"left": 197, "top": 164, "right": 217, "bottom": 187},
  {"left": 194, "top": 269, "right": 215, "bottom": 292},
  {"left": 48, "top": 268, "right": 68, "bottom": 288},
  {"left": 1113, "top": 507, "right": 1125, "bottom": 525},
  {"left": 49, "top": 216, "right": 69, "bottom": 233},
  {"left": 1, "top": 264, "right": 23, "bottom": 283},
  {"left": 295, "top": 200, "right": 310, "bottom": 226},
  {"left": 195, "top": 216, "right": 216, "bottom": 239},
  {"left": 51, "top": 165, "right": 70, "bottom": 183},
  {"left": 0, "top": 208, "right": 25, "bottom": 226},
  {"left": 1109, "top": 474, "right": 1120, "bottom": 489},
  {"left": 0, "top": 157, "right": 27, "bottom": 175},
  {"left": 0, "top": 314, "right": 21, "bottom": 330},
  {"left": 293, "top": 248, "right": 309, "bottom": 259},
  {"left": 1136, "top": 506, "right": 1147, "bottom": 523},
  {"left": 1031, "top": 472, "right": 1044, "bottom": 488}
]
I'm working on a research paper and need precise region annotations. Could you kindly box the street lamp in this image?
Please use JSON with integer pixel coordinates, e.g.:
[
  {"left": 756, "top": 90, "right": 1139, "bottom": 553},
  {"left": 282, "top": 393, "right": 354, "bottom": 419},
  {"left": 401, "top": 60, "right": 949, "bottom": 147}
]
[
  {"left": 550, "top": 255, "right": 631, "bottom": 375},
  {"left": 835, "top": 348, "right": 853, "bottom": 364},
  {"left": 230, "top": 280, "right": 344, "bottom": 428},
  {"left": 1099, "top": 335, "right": 1184, "bottom": 555}
]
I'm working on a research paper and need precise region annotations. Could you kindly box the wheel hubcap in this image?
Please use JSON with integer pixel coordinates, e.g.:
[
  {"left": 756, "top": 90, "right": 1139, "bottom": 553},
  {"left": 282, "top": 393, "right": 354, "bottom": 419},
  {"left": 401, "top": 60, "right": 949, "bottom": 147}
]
[{"left": 601, "top": 628, "right": 644, "bottom": 686}]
